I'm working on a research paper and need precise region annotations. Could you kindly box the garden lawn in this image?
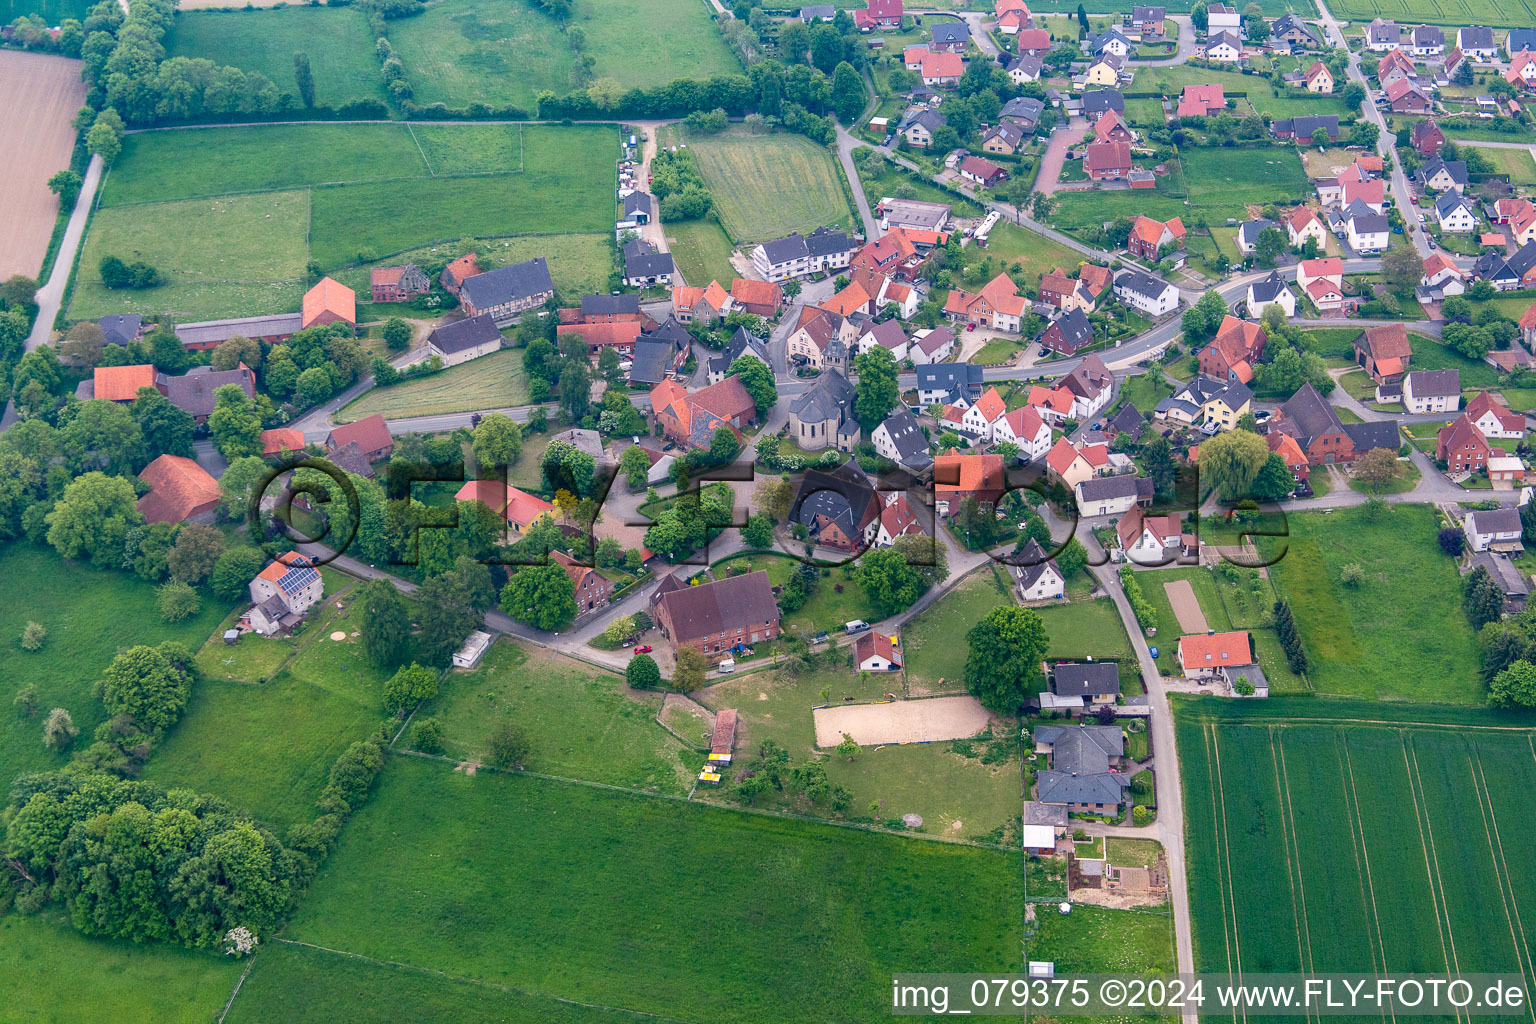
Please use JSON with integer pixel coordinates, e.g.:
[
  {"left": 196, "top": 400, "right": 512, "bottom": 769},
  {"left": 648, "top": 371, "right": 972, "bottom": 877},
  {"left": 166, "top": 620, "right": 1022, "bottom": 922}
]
[
  {"left": 901, "top": 567, "right": 1015, "bottom": 691},
  {"left": 1468, "top": 145, "right": 1536, "bottom": 185},
  {"left": 665, "top": 217, "right": 738, "bottom": 287},
  {"left": 0, "top": 545, "right": 234, "bottom": 793},
  {"left": 1117, "top": 373, "right": 1175, "bottom": 414},
  {"left": 728, "top": 551, "right": 883, "bottom": 635},
  {"left": 337, "top": 347, "right": 529, "bottom": 422},
  {"left": 960, "top": 221, "right": 1085, "bottom": 287},
  {"left": 224, "top": 940, "right": 649, "bottom": 1024},
  {"left": 1126, "top": 66, "right": 1356, "bottom": 119},
  {"left": 1465, "top": 286, "right": 1536, "bottom": 321},
  {"left": 404, "top": 639, "right": 697, "bottom": 794},
  {"left": 1295, "top": 326, "right": 1360, "bottom": 360},
  {"left": 285, "top": 758, "right": 1026, "bottom": 1023},
  {"left": 1263, "top": 503, "right": 1482, "bottom": 702},
  {"left": 0, "top": 914, "right": 240, "bottom": 1024},
  {"left": 388, "top": 0, "right": 573, "bottom": 111},
  {"left": 676, "top": 127, "right": 856, "bottom": 242},
  {"left": 854, "top": 149, "right": 983, "bottom": 216},
  {"left": 165, "top": 7, "right": 384, "bottom": 109},
  {"left": 1032, "top": 580, "right": 1142, "bottom": 694},
  {"left": 974, "top": 337, "right": 1030, "bottom": 365},
  {"left": 1409, "top": 332, "right": 1498, "bottom": 388},
  {"left": 1028, "top": 904, "right": 1176, "bottom": 975},
  {"left": 1177, "top": 699, "right": 1536, "bottom": 1002},
  {"left": 144, "top": 587, "right": 389, "bottom": 830},
  {"left": 573, "top": 0, "right": 741, "bottom": 90}
]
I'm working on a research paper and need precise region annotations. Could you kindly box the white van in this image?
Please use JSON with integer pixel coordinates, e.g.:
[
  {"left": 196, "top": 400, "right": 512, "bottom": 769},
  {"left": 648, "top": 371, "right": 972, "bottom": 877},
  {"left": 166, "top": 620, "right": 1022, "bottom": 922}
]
[
  {"left": 844, "top": 620, "right": 870, "bottom": 634},
  {"left": 717, "top": 659, "right": 736, "bottom": 673}
]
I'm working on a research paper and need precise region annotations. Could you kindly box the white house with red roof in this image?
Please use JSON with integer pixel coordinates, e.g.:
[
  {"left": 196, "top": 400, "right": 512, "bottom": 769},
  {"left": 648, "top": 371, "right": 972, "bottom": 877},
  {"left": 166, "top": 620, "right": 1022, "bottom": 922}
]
[
  {"left": 961, "top": 386, "right": 1009, "bottom": 440},
  {"left": 1117, "top": 506, "right": 1189, "bottom": 565},
  {"left": 1286, "top": 206, "right": 1328, "bottom": 248},
  {"left": 1297, "top": 256, "right": 1343, "bottom": 295},
  {"left": 853, "top": 0, "right": 902, "bottom": 30},
  {"left": 1027, "top": 384, "right": 1075, "bottom": 425},
  {"left": 1507, "top": 49, "right": 1536, "bottom": 88},
  {"left": 993, "top": 404, "right": 1053, "bottom": 461},
  {"left": 873, "top": 492, "right": 927, "bottom": 548},
  {"left": 248, "top": 553, "right": 324, "bottom": 636},
  {"left": 1466, "top": 390, "right": 1526, "bottom": 439},
  {"left": 455, "top": 480, "right": 556, "bottom": 540},
  {"left": 1177, "top": 630, "right": 1254, "bottom": 679},
  {"left": 944, "top": 273, "right": 1028, "bottom": 332}
]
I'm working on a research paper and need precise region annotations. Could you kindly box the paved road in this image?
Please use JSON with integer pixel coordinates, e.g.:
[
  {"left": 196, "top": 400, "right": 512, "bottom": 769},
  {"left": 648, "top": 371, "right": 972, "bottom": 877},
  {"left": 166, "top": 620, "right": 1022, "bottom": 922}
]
[
  {"left": 835, "top": 117, "right": 880, "bottom": 239},
  {"left": 25, "top": 154, "right": 103, "bottom": 352}
]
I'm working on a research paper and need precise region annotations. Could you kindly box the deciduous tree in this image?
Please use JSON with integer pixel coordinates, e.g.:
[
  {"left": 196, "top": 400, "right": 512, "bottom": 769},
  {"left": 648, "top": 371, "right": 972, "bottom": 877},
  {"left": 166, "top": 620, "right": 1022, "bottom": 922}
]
[
  {"left": 964, "top": 606, "right": 1049, "bottom": 714},
  {"left": 499, "top": 563, "right": 577, "bottom": 631}
]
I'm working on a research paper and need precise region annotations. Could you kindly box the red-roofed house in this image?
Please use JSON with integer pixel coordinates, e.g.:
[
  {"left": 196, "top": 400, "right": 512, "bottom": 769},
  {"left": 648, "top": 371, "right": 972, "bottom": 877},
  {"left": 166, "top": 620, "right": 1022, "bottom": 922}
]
[
  {"left": 1015, "top": 27, "right": 1052, "bottom": 54},
  {"left": 440, "top": 254, "right": 482, "bottom": 297},
  {"left": 853, "top": 0, "right": 903, "bottom": 30},
  {"left": 454, "top": 479, "right": 555, "bottom": 536},
  {"left": 1508, "top": 49, "right": 1536, "bottom": 88},
  {"left": 302, "top": 277, "right": 356, "bottom": 329},
  {"left": 1437, "top": 413, "right": 1492, "bottom": 472},
  {"left": 1521, "top": 301, "right": 1536, "bottom": 349},
  {"left": 1028, "top": 384, "right": 1074, "bottom": 424},
  {"left": 1342, "top": 178, "right": 1386, "bottom": 212},
  {"left": 650, "top": 377, "right": 759, "bottom": 449},
  {"left": 326, "top": 413, "right": 395, "bottom": 464},
  {"left": 921, "top": 50, "right": 964, "bottom": 86},
  {"left": 1466, "top": 390, "right": 1526, "bottom": 438},
  {"left": 1286, "top": 206, "right": 1328, "bottom": 248},
  {"left": 261, "top": 428, "right": 307, "bottom": 458},
  {"left": 247, "top": 552, "right": 324, "bottom": 635},
  {"left": 1303, "top": 60, "right": 1334, "bottom": 92},
  {"left": 1198, "top": 315, "right": 1267, "bottom": 383},
  {"left": 1083, "top": 141, "right": 1132, "bottom": 180},
  {"left": 91, "top": 364, "right": 158, "bottom": 403},
  {"left": 961, "top": 386, "right": 1009, "bottom": 439},
  {"left": 854, "top": 630, "right": 902, "bottom": 671},
  {"left": 728, "top": 278, "right": 783, "bottom": 317},
  {"left": 959, "top": 155, "right": 1009, "bottom": 186},
  {"left": 557, "top": 321, "right": 645, "bottom": 358},
  {"left": 1044, "top": 438, "right": 1095, "bottom": 488},
  {"left": 1353, "top": 323, "right": 1412, "bottom": 384},
  {"left": 1267, "top": 430, "right": 1310, "bottom": 482},
  {"left": 672, "top": 280, "right": 731, "bottom": 324},
  {"left": 1384, "top": 76, "right": 1431, "bottom": 113},
  {"left": 944, "top": 273, "right": 1028, "bottom": 332},
  {"left": 550, "top": 550, "right": 614, "bottom": 612},
  {"left": 370, "top": 264, "right": 429, "bottom": 303},
  {"left": 1178, "top": 631, "right": 1254, "bottom": 678},
  {"left": 137, "top": 454, "right": 221, "bottom": 524},
  {"left": 934, "top": 452, "right": 1006, "bottom": 514},
  {"left": 1176, "top": 83, "right": 1225, "bottom": 118},
  {"left": 1118, "top": 506, "right": 1190, "bottom": 565},
  {"left": 1128, "top": 215, "right": 1186, "bottom": 260}
]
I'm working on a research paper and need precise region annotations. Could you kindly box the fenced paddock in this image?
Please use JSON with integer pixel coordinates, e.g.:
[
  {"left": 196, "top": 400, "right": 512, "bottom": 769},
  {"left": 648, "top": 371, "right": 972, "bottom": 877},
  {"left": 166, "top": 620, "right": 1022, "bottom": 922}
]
[{"left": 813, "top": 695, "right": 996, "bottom": 747}]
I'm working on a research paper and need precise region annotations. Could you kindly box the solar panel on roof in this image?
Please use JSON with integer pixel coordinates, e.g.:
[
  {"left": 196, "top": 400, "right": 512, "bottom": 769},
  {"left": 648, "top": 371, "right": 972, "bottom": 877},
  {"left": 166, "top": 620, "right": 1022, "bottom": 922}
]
[{"left": 276, "top": 567, "right": 319, "bottom": 593}]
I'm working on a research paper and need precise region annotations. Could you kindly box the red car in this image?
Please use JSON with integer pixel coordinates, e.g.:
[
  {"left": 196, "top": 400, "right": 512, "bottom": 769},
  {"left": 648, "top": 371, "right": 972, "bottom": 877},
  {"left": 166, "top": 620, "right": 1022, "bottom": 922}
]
[
  {"left": 634, "top": 645, "right": 653, "bottom": 655},
  {"left": 966, "top": 322, "right": 977, "bottom": 331}
]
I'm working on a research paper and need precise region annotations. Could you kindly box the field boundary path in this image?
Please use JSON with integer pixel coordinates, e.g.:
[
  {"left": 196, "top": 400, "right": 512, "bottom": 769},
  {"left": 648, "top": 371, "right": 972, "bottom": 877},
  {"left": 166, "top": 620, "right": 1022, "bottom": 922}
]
[{"left": 26, "top": 153, "right": 103, "bottom": 352}]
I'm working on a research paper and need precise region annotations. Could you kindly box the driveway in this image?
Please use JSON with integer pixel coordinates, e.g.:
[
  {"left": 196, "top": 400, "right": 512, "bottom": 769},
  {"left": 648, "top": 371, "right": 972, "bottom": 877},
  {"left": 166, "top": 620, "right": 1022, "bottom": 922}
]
[
  {"left": 25, "top": 153, "right": 103, "bottom": 352},
  {"left": 1034, "top": 120, "right": 1088, "bottom": 197}
]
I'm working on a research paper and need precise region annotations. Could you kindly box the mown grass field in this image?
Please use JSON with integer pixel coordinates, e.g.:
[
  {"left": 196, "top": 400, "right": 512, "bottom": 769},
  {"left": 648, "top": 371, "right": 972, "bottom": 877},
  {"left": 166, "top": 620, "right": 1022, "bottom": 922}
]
[
  {"left": 166, "top": 7, "right": 385, "bottom": 108},
  {"left": 73, "top": 123, "right": 615, "bottom": 319},
  {"left": 961, "top": 221, "right": 1086, "bottom": 289},
  {"left": 573, "top": 0, "right": 741, "bottom": 91},
  {"left": 337, "top": 347, "right": 529, "bottom": 422},
  {"left": 1469, "top": 145, "right": 1536, "bottom": 185},
  {"left": 675, "top": 127, "right": 855, "bottom": 242},
  {"left": 1262, "top": 503, "right": 1482, "bottom": 703},
  {"left": 1324, "top": 0, "right": 1536, "bottom": 25},
  {"left": 1128, "top": 66, "right": 1357, "bottom": 119},
  {"left": 1178, "top": 698, "right": 1536, "bottom": 1005},
  {"left": 389, "top": 0, "right": 573, "bottom": 111},
  {"left": 404, "top": 639, "right": 698, "bottom": 794},
  {"left": 285, "top": 758, "right": 1026, "bottom": 1023},
  {"left": 0, "top": 914, "right": 240, "bottom": 1024},
  {"left": 143, "top": 580, "right": 391, "bottom": 831},
  {"left": 224, "top": 941, "right": 649, "bottom": 1024},
  {"left": 0, "top": 545, "right": 234, "bottom": 793},
  {"left": 664, "top": 217, "right": 738, "bottom": 286}
]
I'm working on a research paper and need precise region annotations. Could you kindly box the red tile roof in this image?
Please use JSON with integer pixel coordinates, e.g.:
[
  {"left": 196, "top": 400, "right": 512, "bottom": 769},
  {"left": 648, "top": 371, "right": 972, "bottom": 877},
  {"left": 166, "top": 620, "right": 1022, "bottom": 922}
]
[
  {"left": 453, "top": 480, "right": 555, "bottom": 528},
  {"left": 973, "top": 386, "right": 1007, "bottom": 423},
  {"left": 302, "top": 276, "right": 356, "bottom": 328},
  {"left": 1045, "top": 437, "right": 1083, "bottom": 475},
  {"left": 1084, "top": 141, "right": 1132, "bottom": 174},
  {"left": 93, "top": 364, "right": 157, "bottom": 403},
  {"left": 935, "top": 452, "right": 1005, "bottom": 500},
  {"left": 729, "top": 278, "right": 782, "bottom": 308},
  {"left": 261, "top": 428, "right": 307, "bottom": 457},
  {"left": 328, "top": 413, "right": 394, "bottom": 460},
  {"left": 922, "top": 51, "right": 964, "bottom": 78},
  {"left": 1178, "top": 630, "right": 1253, "bottom": 668},
  {"left": 137, "top": 454, "right": 220, "bottom": 524}
]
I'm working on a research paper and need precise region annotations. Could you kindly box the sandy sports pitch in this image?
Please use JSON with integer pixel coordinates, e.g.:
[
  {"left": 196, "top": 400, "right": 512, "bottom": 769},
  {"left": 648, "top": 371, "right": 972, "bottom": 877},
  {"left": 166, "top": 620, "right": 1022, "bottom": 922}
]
[
  {"left": 0, "top": 51, "right": 87, "bottom": 281},
  {"left": 1163, "top": 579, "right": 1208, "bottom": 634},
  {"left": 814, "top": 695, "right": 995, "bottom": 747}
]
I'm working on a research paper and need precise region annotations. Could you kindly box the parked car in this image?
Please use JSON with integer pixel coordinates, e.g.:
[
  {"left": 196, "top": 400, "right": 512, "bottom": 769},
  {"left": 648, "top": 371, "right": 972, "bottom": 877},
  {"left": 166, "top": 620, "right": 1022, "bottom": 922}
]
[
  {"left": 633, "top": 645, "right": 653, "bottom": 655},
  {"left": 844, "top": 620, "right": 871, "bottom": 634}
]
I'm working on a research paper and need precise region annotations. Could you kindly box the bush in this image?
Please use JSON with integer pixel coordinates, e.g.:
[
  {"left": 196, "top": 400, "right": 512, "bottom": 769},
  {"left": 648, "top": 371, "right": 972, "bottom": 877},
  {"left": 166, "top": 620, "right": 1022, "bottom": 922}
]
[
  {"left": 156, "top": 580, "right": 202, "bottom": 622},
  {"left": 626, "top": 653, "right": 661, "bottom": 690},
  {"left": 20, "top": 621, "right": 46, "bottom": 651},
  {"left": 488, "top": 720, "right": 530, "bottom": 768},
  {"left": 1132, "top": 805, "right": 1151, "bottom": 825},
  {"left": 42, "top": 707, "right": 78, "bottom": 751},
  {"left": 413, "top": 717, "right": 444, "bottom": 754}
]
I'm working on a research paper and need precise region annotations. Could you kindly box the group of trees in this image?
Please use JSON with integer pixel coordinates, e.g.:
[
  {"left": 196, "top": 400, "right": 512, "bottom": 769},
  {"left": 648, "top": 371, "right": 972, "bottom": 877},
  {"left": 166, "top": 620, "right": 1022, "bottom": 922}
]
[
  {"left": 1272, "top": 600, "right": 1309, "bottom": 675},
  {"left": 649, "top": 147, "right": 714, "bottom": 222},
  {"left": 1439, "top": 289, "right": 1521, "bottom": 361},
  {"left": 360, "top": 557, "right": 497, "bottom": 674},
  {"left": 1253, "top": 304, "right": 1335, "bottom": 399}
]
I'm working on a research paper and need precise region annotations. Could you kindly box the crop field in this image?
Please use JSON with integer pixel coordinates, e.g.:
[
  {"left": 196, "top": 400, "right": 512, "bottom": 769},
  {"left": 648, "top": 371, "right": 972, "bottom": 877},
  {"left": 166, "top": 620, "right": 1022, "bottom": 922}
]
[
  {"left": 0, "top": 51, "right": 88, "bottom": 280},
  {"left": 678, "top": 127, "right": 855, "bottom": 242},
  {"left": 72, "top": 123, "right": 615, "bottom": 320},
  {"left": 0, "top": 914, "right": 240, "bottom": 1024},
  {"left": 1178, "top": 698, "right": 1536, "bottom": 1005},
  {"left": 573, "top": 0, "right": 741, "bottom": 91},
  {"left": 404, "top": 639, "right": 698, "bottom": 794},
  {"left": 165, "top": 7, "right": 384, "bottom": 108},
  {"left": 1324, "top": 0, "right": 1536, "bottom": 25},
  {"left": 0, "top": 545, "right": 234, "bottom": 794},
  {"left": 337, "top": 348, "right": 530, "bottom": 422},
  {"left": 1261, "top": 503, "right": 1482, "bottom": 703},
  {"left": 283, "top": 757, "right": 1025, "bottom": 1022},
  {"left": 388, "top": 0, "right": 573, "bottom": 111},
  {"left": 144, "top": 582, "right": 391, "bottom": 831},
  {"left": 665, "top": 217, "right": 738, "bottom": 286}
]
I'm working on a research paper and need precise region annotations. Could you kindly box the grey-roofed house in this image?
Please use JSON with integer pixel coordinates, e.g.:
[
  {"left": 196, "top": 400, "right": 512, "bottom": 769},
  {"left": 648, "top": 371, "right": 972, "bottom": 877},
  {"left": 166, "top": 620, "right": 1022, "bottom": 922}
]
[
  {"left": 1052, "top": 661, "right": 1121, "bottom": 706},
  {"left": 621, "top": 191, "right": 651, "bottom": 224},
  {"left": 708, "top": 326, "right": 769, "bottom": 384},
  {"left": 1467, "top": 507, "right": 1524, "bottom": 552},
  {"left": 1236, "top": 218, "right": 1279, "bottom": 254},
  {"left": 629, "top": 340, "right": 675, "bottom": 386},
  {"left": 930, "top": 20, "right": 970, "bottom": 50},
  {"left": 789, "top": 366, "right": 859, "bottom": 452},
  {"left": 99, "top": 314, "right": 142, "bottom": 347},
  {"left": 1472, "top": 550, "right": 1529, "bottom": 611},
  {"left": 1250, "top": 271, "right": 1288, "bottom": 305},
  {"left": 1402, "top": 368, "right": 1460, "bottom": 413},
  {"left": 1000, "top": 95, "right": 1046, "bottom": 128},
  {"left": 799, "top": 4, "right": 835, "bottom": 20},
  {"left": 1420, "top": 158, "right": 1469, "bottom": 193},
  {"left": 622, "top": 238, "right": 675, "bottom": 287},
  {"left": 1006, "top": 55, "right": 1044, "bottom": 81},
  {"left": 1105, "top": 403, "right": 1146, "bottom": 441},
  {"left": 580, "top": 293, "right": 641, "bottom": 319},
  {"left": 752, "top": 227, "right": 856, "bottom": 281},
  {"left": 1341, "top": 419, "right": 1400, "bottom": 454},
  {"left": 901, "top": 107, "right": 949, "bottom": 146},
  {"left": 790, "top": 461, "right": 881, "bottom": 552},
  {"left": 1039, "top": 307, "right": 1095, "bottom": 356},
  {"left": 1034, "top": 724, "right": 1130, "bottom": 813},
  {"left": 158, "top": 364, "right": 257, "bottom": 423},
  {"left": 458, "top": 257, "right": 555, "bottom": 324},
  {"left": 1510, "top": 28, "right": 1536, "bottom": 53},
  {"left": 1076, "top": 474, "right": 1153, "bottom": 516},
  {"left": 871, "top": 409, "right": 934, "bottom": 475},
  {"left": 1086, "top": 27, "right": 1132, "bottom": 55},
  {"left": 1113, "top": 268, "right": 1180, "bottom": 316},
  {"left": 915, "top": 362, "right": 984, "bottom": 405},
  {"left": 1271, "top": 113, "right": 1340, "bottom": 142},
  {"left": 1081, "top": 89, "right": 1125, "bottom": 116},
  {"left": 425, "top": 312, "right": 502, "bottom": 367}
]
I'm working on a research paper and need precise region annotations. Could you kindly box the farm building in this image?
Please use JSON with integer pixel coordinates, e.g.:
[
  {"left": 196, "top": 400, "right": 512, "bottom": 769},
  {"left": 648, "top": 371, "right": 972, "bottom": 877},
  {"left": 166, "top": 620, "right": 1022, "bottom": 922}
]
[
  {"left": 458, "top": 257, "right": 555, "bottom": 324},
  {"left": 649, "top": 570, "right": 781, "bottom": 662},
  {"left": 426, "top": 313, "right": 503, "bottom": 367},
  {"left": 137, "top": 454, "right": 221, "bottom": 525},
  {"left": 302, "top": 277, "right": 356, "bottom": 329},
  {"left": 370, "top": 264, "right": 429, "bottom": 303}
]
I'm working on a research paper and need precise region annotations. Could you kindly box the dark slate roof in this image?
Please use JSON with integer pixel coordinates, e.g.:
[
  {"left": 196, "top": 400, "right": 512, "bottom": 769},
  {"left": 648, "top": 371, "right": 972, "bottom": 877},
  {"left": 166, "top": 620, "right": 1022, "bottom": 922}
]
[
  {"left": 1087, "top": 28, "right": 1131, "bottom": 53},
  {"left": 1037, "top": 770, "right": 1128, "bottom": 805},
  {"left": 931, "top": 21, "right": 970, "bottom": 44},
  {"left": 1251, "top": 270, "right": 1287, "bottom": 303},
  {"left": 629, "top": 340, "right": 673, "bottom": 385},
  {"left": 1412, "top": 24, "right": 1444, "bottom": 46},
  {"left": 915, "top": 362, "right": 983, "bottom": 400},
  {"left": 428, "top": 312, "right": 501, "bottom": 355},
  {"left": 1348, "top": 211, "right": 1391, "bottom": 234},
  {"left": 877, "top": 409, "right": 932, "bottom": 468},
  {"left": 789, "top": 367, "right": 856, "bottom": 422},
  {"left": 1034, "top": 723, "right": 1128, "bottom": 804},
  {"left": 1006, "top": 55, "right": 1044, "bottom": 77},
  {"left": 1077, "top": 474, "right": 1142, "bottom": 502},
  {"left": 1001, "top": 95, "right": 1045, "bottom": 124},
  {"left": 723, "top": 326, "right": 768, "bottom": 364},
  {"left": 625, "top": 247, "right": 675, "bottom": 277},
  {"left": 1114, "top": 268, "right": 1174, "bottom": 300},
  {"left": 157, "top": 365, "right": 255, "bottom": 419},
  {"left": 1053, "top": 662, "right": 1121, "bottom": 697},
  {"left": 1081, "top": 88, "right": 1125, "bottom": 114},
  {"left": 646, "top": 316, "right": 693, "bottom": 348},
  {"left": 1472, "top": 550, "right": 1529, "bottom": 596},
  {"left": 1425, "top": 157, "right": 1470, "bottom": 185},
  {"left": 581, "top": 293, "right": 641, "bottom": 317},
  {"left": 1342, "top": 419, "right": 1400, "bottom": 452},
  {"left": 1507, "top": 240, "right": 1536, "bottom": 279},
  {"left": 1238, "top": 219, "right": 1278, "bottom": 248},
  {"left": 759, "top": 233, "right": 810, "bottom": 264},
  {"left": 459, "top": 257, "right": 553, "bottom": 310},
  {"left": 1474, "top": 250, "right": 1516, "bottom": 281},
  {"left": 1106, "top": 403, "right": 1145, "bottom": 439},
  {"left": 1469, "top": 507, "right": 1522, "bottom": 537},
  {"left": 1014, "top": 538, "right": 1060, "bottom": 591},
  {"left": 655, "top": 570, "right": 779, "bottom": 640},
  {"left": 622, "top": 191, "right": 651, "bottom": 217},
  {"left": 1277, "top": 381, "right": 1343, "bottom": 446},
  {"left": 1047, "top": 308, "right": 1094, "bottom": 349},
  {"left": 1273, "top": 114, "right": 1339, "bottom": 137},
  {"left": 1460, "top": 25, "right": 1495, "bottom": 48},
  {"left": 99, "top": 314, "right": 142, "bottom": 347},
  {"left": 791, "top": 461, "right": 877, "bottom": 537},
  {"left": 908, "top": 108, "right": 948, "bottom": 133},
  {"left": 805, "top": 226, "right": 856, "bottom": 257},
  {"left": 1509, "top": 27, "right": 1536, "bottom": 52}
]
